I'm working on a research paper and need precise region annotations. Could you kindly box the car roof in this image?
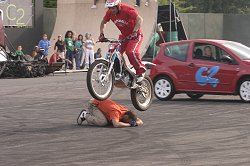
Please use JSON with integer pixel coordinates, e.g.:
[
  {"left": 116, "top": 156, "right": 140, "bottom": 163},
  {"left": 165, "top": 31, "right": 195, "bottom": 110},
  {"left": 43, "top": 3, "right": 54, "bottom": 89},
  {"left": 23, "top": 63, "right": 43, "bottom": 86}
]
[{"left": 160, "top": 39, "right": 238, "bottom": 46}]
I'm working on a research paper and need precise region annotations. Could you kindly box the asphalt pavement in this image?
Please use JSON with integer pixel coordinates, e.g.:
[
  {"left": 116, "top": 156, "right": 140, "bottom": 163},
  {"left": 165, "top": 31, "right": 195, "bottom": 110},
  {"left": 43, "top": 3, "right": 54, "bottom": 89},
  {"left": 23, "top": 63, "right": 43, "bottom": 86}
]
[{"left": 0, "top": 73, "right": 249, "bottom": 166}]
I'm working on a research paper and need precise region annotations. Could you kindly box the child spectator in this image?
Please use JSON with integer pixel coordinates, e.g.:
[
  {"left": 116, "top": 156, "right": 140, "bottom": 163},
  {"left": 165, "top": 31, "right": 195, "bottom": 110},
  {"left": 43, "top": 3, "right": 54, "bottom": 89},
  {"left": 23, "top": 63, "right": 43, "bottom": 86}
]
[
  {"left": 14, "top": 46, "right": 25, "bottom": 60},
  {"left": 84, "top": 33, "right": 95, "bottom": 69},
  {"left": 74, "top": 34, "right": 84, "bottom": 70},
  {"left": 94, "top": 48, "right": 102, "bottom": 59},
  {"left": 54, "top": 35, "right": 65, "bottom": 61},
  {"left": 64, "top": 31, "right": 74, "bottom": 69},
  {"left": 38, "top": 34, "right": 51, "bottom": 57}
]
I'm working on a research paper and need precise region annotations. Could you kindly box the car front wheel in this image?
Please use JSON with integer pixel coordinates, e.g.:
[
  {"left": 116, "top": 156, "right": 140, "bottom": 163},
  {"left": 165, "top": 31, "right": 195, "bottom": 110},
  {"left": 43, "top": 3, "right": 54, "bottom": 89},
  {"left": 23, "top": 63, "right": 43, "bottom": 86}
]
[
  {"left": 239, "top": 79, "right": 250, "bottom": 102},
  {"left": 154, "top": 76, "right": 175, "bottom": 101}
]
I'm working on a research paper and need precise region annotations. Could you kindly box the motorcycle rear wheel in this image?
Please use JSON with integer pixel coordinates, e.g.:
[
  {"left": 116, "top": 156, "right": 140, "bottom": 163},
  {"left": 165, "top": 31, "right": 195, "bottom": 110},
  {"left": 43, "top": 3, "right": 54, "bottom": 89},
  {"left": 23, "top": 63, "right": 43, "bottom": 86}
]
[{"left": 131, "top": 76, "right": 153, "bottom": 111}]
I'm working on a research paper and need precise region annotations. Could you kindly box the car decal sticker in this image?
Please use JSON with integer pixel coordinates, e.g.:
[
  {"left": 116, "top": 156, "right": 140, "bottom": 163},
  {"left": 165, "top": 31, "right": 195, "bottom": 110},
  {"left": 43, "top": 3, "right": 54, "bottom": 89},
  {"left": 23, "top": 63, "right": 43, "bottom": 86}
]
[{"left": 195, "top": 66, "right": 220, "bottom": 87}]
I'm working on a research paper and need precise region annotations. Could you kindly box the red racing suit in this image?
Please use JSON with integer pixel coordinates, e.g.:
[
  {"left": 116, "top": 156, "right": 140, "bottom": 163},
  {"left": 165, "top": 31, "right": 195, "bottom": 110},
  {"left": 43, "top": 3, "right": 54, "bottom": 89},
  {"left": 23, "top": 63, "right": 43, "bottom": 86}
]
[{"left": 103, "top": 3, "right": 146, "bottom": 75}]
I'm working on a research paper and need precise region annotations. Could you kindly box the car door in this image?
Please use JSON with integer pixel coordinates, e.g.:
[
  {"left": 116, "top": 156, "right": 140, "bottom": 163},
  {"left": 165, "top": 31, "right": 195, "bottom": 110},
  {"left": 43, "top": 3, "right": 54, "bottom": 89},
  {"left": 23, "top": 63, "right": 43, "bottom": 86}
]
[
  {"left": 163, "top": 42, "right": 193, "bottom": 90},
  {"left": 185, "top": 42, "right": 239, "bottom": 93}
]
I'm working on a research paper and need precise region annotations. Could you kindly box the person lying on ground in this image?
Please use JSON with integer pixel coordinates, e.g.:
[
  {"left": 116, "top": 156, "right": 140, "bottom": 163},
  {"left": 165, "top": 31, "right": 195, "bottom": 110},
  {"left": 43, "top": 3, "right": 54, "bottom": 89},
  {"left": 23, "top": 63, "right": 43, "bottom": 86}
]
[{"left": 78, "top": 99, "right": 143, "bottom": 127}]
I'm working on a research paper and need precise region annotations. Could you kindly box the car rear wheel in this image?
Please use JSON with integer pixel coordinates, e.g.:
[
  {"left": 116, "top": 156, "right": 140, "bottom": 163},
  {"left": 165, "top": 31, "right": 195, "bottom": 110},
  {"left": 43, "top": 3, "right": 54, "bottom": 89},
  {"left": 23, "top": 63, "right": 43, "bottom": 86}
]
[
  {"left": 239, "top": 78, "right": 250, "bottom": 102},
  {"left": 186, "top": 93, "right": 204, "bottom": 99},
  {"left": 154, "top": 76, "right": 175, "bottom": 101}
]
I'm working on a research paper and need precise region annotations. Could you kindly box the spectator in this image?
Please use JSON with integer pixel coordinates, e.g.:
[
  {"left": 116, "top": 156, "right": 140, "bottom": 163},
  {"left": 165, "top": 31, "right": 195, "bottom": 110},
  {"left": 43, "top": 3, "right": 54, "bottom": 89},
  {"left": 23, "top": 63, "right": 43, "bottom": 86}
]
[
  {"left": 134, "top": 0, "right": 149, "bottom": 7},
  {"left": 72, "top": 31, "right": 78, "bottom": 41},
  {"left": 78, "top": 99, "right": 143, "bottom": 127},
  {"left": 31, "top": 46, "right": 39, "bottom": 59},
  {"left": 84, "top": 33, "right": 95, "bottom": 69},
  {"left": 74, "top": 34, "right": 84, "bottom": 70},
  {"left": 14, "top": 46, "right": 25, "bottom": 60},
  {"left": 38, "top": 34, "right": 51, "bottom": 57},
  {"left": 94, "top": 48, "right": 102, "bottom": 59},
  {"left": 64, "top": 31, "right": 74, "bottom": 69},
  {"left": 34, "top": 46, "right": 47, "bottom": 62},
  {"left": 91, "top": 0, "right": 107, "bottom": 9},
  {"left": 54, "top": 35, "right": 65, "bottom": 62},
  {"left": 48, "top": 52, "right": 72, "bottom": 65}
]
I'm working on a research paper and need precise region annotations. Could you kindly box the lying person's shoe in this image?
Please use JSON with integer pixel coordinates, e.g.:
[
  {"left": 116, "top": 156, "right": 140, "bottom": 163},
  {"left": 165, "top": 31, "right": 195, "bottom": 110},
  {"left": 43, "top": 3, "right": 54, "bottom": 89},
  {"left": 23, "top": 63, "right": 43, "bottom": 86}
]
[{"left": 77, "top": 109, "right": 90, "bottom": 125}]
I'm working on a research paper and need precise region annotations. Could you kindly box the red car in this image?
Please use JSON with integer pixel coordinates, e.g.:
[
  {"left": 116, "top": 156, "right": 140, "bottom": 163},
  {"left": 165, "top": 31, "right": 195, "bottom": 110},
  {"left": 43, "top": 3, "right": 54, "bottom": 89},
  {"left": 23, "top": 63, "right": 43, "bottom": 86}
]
[{"left": 149, "top": 39, "right": 250, "bottom": 102}]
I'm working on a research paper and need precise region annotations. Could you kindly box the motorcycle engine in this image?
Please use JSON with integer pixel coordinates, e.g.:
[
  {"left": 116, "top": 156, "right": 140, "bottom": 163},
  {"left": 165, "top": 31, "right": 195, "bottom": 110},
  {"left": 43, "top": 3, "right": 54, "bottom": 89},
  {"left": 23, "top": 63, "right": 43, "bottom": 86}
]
[{"left": 123, "top": 72, "right": 132, "bottom": 87}]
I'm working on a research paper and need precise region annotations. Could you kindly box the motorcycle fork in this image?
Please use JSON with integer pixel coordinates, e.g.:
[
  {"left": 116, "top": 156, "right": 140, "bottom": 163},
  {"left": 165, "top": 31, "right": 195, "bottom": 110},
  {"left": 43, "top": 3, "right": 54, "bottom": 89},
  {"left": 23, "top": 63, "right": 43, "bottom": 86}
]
[{"left": 104, "top": 53, "right": 117, "bottom": 80}]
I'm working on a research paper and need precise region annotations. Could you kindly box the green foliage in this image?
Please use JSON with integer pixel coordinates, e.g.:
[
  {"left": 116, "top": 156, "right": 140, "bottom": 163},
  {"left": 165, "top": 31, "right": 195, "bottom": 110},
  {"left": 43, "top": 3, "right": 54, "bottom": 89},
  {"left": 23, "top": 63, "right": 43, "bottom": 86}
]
[
  {"left": 44, "top": 0, "right": 57, "bottom": 8},
  {"left": 42, "top": 0, "right": 250, "bottom": 13},
  {"left": 159, "top": 0, "right": 250, "bottom": 14}
]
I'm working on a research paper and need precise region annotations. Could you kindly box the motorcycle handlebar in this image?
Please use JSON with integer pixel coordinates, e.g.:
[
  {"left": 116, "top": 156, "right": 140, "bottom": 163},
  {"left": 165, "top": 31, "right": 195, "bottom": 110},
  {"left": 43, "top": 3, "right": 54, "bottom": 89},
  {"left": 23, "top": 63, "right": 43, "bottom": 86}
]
[{"left": 96, "top": 37, "right": 133, "bottom": 43}]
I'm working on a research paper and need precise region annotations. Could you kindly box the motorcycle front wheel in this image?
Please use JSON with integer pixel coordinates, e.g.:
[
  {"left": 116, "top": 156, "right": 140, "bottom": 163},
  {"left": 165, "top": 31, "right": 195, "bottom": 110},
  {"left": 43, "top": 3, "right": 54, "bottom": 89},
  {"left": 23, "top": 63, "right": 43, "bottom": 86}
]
[
  {"left": 87, "top": 60, "right": 114, "bottom": 100},
  {"left": 131, "top": 76, "right": 153, "bottom": 111}
]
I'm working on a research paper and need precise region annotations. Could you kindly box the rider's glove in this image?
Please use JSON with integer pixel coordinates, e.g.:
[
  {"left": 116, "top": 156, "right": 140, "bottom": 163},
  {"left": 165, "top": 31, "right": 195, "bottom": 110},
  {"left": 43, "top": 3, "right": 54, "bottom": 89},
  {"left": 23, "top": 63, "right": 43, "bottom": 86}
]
[
  {"left": 128, "top": 31, "right": 138, "bottom": 40},
  {"left": 99, "top": 33, "right": 107, "bottom": 42},
  {"left": 129, "top": 120, "right": 138, "bottom": 127}
]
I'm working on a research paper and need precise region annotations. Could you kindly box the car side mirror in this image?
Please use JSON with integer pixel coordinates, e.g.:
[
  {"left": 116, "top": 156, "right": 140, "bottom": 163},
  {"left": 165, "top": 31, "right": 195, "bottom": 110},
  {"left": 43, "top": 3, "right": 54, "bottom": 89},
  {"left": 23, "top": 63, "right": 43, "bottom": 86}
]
[{"left": 221, "top": 55, "right": 233, "bottom": 64}]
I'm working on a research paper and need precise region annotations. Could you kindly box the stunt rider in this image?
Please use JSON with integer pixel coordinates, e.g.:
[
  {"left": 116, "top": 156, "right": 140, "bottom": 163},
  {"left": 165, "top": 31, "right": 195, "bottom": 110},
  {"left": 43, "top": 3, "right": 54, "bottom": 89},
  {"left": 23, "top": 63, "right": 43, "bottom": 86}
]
[{"left": 99, "top": 0, "right": 146, "bottom": 82}]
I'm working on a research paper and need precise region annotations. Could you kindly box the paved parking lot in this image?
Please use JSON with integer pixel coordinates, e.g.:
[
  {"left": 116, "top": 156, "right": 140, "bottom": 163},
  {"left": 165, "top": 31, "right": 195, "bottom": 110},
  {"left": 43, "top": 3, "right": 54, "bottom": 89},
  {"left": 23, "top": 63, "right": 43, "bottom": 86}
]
[{"left": 0, "top": 73, "right": 249, "bottom": 166}]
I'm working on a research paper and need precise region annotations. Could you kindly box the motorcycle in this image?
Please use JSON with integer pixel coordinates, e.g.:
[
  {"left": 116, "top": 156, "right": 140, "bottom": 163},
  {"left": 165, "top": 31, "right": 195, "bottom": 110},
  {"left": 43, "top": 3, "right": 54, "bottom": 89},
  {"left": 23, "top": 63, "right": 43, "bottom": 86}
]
[
  {"left": 0, "top": 46, "right": 8, "bottom": 77},
  {"left": 86, "top": 38, "right": 154, "bottom": 111}
]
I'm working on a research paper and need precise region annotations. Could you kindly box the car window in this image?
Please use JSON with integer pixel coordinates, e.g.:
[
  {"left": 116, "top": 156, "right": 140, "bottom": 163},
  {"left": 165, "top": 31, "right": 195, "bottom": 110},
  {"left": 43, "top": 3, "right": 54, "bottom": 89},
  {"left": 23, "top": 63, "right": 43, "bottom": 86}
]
[
  {"left": 217, "top": 48, "right": 238, "bottom": 64},
  {"left": 193, "top": 43, "right": 216, "bottom": 61},
  {"left": 164, "top": 43, "right": 189, "bottom": 61},
  {"left": 222, "top": 42, "right": 250, "bottom": 60},
  {"left": 193, "top": 43, "right": 238, "bottom": 64}
]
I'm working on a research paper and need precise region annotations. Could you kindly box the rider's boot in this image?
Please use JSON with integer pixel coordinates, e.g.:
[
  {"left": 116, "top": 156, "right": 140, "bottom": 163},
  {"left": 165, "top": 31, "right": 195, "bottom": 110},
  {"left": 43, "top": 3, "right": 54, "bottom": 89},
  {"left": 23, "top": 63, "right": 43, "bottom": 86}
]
[
  {"left": 135, "top": 67, "right": 146, "bottom": 83},
  {"left": 131, "top": 73, "right": 145, "bottom": 89},
  {"left": 136, "top": 73, "right": 145, "bottom": 83}
]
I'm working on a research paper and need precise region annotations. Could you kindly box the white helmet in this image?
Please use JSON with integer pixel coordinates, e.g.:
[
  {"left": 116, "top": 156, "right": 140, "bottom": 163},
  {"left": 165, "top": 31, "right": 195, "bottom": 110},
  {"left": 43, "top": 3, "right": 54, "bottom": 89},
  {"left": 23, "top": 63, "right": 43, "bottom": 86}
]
[{"left": 105, "top": 0, "right": 121, "bottom": 8}]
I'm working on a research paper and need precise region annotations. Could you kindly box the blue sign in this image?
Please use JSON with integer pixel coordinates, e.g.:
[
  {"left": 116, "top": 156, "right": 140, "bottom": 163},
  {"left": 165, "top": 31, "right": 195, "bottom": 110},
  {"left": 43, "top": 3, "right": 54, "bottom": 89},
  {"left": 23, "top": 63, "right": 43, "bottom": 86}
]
[{"left": 195, "top": 66, "right": 220, "bottom": 87}]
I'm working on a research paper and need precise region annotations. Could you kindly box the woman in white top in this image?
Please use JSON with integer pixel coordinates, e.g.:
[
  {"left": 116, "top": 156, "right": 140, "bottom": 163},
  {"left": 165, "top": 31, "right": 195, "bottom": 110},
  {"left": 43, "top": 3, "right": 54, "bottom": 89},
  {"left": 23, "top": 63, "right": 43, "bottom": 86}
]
[{"left": 84, "top": 33, "right": 95, "bottom": 69}]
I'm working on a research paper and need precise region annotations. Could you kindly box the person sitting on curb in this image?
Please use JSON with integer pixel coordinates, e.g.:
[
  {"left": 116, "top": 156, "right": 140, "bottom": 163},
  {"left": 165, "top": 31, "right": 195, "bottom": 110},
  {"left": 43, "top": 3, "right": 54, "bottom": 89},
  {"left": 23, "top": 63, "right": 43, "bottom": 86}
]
[
  {"left": 49, "top": 52, "right": 72, "bottom": 65},
  {"left": 31, "top": 46, "right": 40, "bottom": 60},
  {"left": 14, "top": 46, "right": 25, "bottom": 61},
  {"left": 77, "top": 99, "right": 143, "bottom": 127}
]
